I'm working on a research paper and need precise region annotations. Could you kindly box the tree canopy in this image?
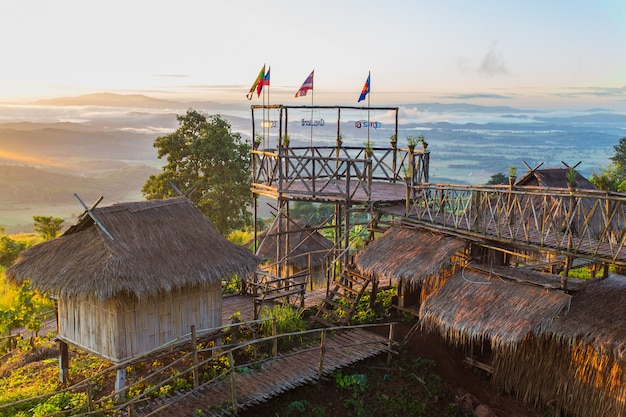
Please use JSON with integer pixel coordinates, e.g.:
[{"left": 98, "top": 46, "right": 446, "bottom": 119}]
[
  {"left": 590, "top": 137, "right": 626, "bottom": 192},
  {"left": 142, "top": 110, "right": 252, "bottom": 234},
  {"left": 32, "top": 216, "right": 64, "bottom": 240},
  {"left": 485, "top": 172, "right": 508, "bottom": 185}
]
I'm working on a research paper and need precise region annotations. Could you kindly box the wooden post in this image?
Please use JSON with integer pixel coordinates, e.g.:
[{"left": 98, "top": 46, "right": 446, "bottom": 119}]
[
  {"left": 369, "top": 278, "right": 378, "bottom": 310},
  {"left": 318, "top": 330, "right": 327, "bottom": 382},
  {"left": 228, "top": 351, "right": 237, "bottom": 413},
  {"left": 191, "top": 325, "right": 199, "bottom": 389},
  {"left": 86, "top": 383, "right": 94, "bottom": 413},
  {"left": 272, "top": 317, "right": 278, "bottom": 357},
  {"left": 59, "top": 339, "right": 69, "bottom": 384},
  {"left": 115, "top": 367, "right": 127, "bottom": 402},
  {"left": 387, "top": 323, "right": 395, "bottom": 365}
]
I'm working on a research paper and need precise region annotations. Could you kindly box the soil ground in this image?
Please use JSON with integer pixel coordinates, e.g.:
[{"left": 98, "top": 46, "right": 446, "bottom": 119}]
[{"left": 240, "top": 322, "right": 542, "bottom": 417}]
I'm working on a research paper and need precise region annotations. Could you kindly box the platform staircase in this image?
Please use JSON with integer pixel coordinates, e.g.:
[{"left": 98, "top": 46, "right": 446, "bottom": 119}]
[{"left": 312, "top": 267, "right": 372, "bottom": 327}]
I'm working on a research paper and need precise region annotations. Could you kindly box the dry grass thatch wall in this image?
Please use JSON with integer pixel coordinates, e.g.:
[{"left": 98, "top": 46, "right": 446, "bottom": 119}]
[
  {"left": 493, "top": 276, "right": 626, "bottom": 417},
  {"left": 59, "top": 283, "right": 222, "bottom": 363}
]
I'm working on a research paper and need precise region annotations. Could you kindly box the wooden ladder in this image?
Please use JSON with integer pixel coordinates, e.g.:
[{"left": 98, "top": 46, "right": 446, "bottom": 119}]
[{"left": 312, "top": 267, "right": 371, "bottom": 327}]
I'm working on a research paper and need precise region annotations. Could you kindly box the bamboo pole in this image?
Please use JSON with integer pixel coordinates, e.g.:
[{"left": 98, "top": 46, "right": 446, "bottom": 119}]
[
  {"left": 272, "top": 317, "right": 278, "bottom": 357},
  {"left": 228, "top": 351, "right": 237, "bottom": 413},
  {"left": 387, "top": 323, "right": 395, "bottom": 365},
  {"left": 191, "top": 325, "right": 199, "bottom": 389},
  {"left": 318, "top": 330, "right": 327, "bottom": 382}
]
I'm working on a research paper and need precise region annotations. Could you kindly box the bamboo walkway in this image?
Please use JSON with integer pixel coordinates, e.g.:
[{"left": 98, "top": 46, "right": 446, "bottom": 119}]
[{"left": 134, "top": 328, "right": 390, "bottom": 417}]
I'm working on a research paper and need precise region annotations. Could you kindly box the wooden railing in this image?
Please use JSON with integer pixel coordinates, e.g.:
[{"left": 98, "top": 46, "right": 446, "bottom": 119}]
[
  {"left": 252, "top": 146, "right": 429, "bottom": 201},
  {"left": 406, "top": 183, "right": 626, "bottom": 264},
  {"left": 0, "top": 319, "right": 395, "bottom": 417}
]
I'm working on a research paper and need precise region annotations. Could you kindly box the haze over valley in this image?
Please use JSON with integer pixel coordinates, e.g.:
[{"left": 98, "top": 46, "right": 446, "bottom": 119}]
[{"left": 0, "top": 92, "right": 624, "bottom": 233}]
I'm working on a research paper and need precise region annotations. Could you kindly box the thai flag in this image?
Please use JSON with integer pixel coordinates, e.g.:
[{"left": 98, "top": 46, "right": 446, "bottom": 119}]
[{"left": 295, "top": 70, "right": 314, "bottom": 97}]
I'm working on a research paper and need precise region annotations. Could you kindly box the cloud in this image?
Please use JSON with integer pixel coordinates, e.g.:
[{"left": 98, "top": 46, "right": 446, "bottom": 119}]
[{"left": 478, "top": 43, "right": 509, "bottom": 76}]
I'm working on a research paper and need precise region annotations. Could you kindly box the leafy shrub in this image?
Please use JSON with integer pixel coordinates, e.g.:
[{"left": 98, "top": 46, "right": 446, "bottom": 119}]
[{"left": 30, "top": 392, "right": 88, "bottom": 417}]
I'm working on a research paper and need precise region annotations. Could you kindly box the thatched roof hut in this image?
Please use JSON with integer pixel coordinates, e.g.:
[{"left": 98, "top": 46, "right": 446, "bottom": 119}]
[
  {"left": 6, "top": 197, "right": 260, "bottom": 363},
  {"left": 7, "top": 197, "right": 259, "bottom": 300},
  {"left": 515, "top": 167, "right": 596, "bottom": 189},
  {"left": 256, "top": 217, "right": 333, "bottom": 269},
  {"left": 494, "top": 275, "right": 626, "bottom": 417},
  {"left": 354, "top": 226, "right": 465, "bottom": 285},
  {"left": 419, "top": 266, "right": 572, "bottom": 351}
]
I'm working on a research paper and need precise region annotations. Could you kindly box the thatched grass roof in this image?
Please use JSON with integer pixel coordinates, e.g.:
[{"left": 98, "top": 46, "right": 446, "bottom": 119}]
[
  {"left": 256, "top": 218, "right": 333, "bottom": 268},
  {"left": 493, "top": 276, "right": 626, "bottom": 417},
  {"left": 515, "top": 167, "right": 596, "bottom": 189},
  {"left": 420, "top": 266, "right": 572, "bottom": 350},
  {"left": 549, "top": 275, "right": 626, "bottom": 359},
  {"left": 354, "top": 226, "right": 465, "bottom": 284},
  {"left": 6, "top": 197, "right": 260, "bottom": 300}
]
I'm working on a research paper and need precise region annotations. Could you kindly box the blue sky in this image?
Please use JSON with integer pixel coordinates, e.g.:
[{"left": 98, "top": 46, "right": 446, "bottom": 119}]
[{"left": 1, "top": 0, "right": 625, "bottom": 108}]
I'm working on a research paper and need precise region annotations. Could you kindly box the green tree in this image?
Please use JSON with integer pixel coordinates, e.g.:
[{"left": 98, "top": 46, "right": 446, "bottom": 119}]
[
  {"left": 0, "top": 226, "right": 27, "bottom": 267},
  {"left": 142, "top": 110, "right": 252, "bottom": 234},
  {"left": 591, "top": 137, "right": 626, "bottom": 192},
  {"left": 33, "top": 216, "right": 64, "bottom": 240},
  {"left": 485, "top": 172, "right": 508, "bottom": 185}
]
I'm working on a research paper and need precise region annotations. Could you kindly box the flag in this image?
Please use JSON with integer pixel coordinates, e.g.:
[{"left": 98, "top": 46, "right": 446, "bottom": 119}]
[
  {"left": 295, "top": 70, "right": 314, "bottom": 97},
  {"left": 257, "top": 66, "right": 270, "bottom": 96},
  {"left": 358, "top": 73, "right": 370, "bottom": 102},
  {"left": 246, "top": 65, "right": 265, "bottom": 100}
]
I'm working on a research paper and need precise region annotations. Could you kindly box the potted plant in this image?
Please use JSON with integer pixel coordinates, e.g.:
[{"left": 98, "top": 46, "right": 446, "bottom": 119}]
[
  {"left": 402, "top": 166, "right": 411, "bottom": 184},
  {"left": 418, "top": 134, "right": 428, "bottom": 150},
  {"left": 509, "top": 166, "right": 517, "bottom": 187},
  {"left": 407, "top": 136, "right": 418, "bottom": 151},
  {"left": 364, "top": 139, "right": 374, "bottom": 157},
  {"left": 566, "top": 167, "right": 577, "bottom": 190},
  {"left": 389, "top": 134, "right": 397, "bottom": 148}
]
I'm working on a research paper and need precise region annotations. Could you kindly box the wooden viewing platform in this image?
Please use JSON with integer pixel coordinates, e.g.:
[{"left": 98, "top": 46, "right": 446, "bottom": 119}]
[{"left": 253, "top": 144, "right": 626, "bottom": 266}]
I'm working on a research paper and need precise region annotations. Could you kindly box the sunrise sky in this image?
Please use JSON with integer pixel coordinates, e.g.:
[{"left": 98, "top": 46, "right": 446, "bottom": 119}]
[{"left": 1, "top": 0, "right": 625, "bottom": 109}]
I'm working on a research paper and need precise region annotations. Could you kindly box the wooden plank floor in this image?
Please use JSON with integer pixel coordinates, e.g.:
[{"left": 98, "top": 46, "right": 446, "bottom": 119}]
[
  {"left": 135, "top": 328, "right": 390, "bottom": 417},
  {"left": 278, "top": 180, "right": 406, "bottom": 204},
  {"left": 222, "top": 288, "right": 328, "bottom": 323}
]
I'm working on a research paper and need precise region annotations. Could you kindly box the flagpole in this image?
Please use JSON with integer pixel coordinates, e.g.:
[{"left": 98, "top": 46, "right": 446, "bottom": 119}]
[
  {"left": 367, "top": 71, "right": 371, "bottom": 144},
  {"left": 310, "top": 87, "right": 314, "bottom": 149}
]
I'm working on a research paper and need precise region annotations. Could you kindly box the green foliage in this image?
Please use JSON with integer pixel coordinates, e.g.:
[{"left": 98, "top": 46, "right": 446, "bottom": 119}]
[
  {"left": 221, "top": 275, "right": 241, "bottom": 295},
  {"left": 0, "top": 233, "right": 26, "bottom": 268},
  {"left": 486, "top": 172, "right": 508, "bottom": 185},
  {"left": 289, "top": 201, "right": 334, "bottom": 226},
  {"left": 32, "top": 216, "right": 64, "bottom": 240},
  {"left": 0, "top": 279, "right": 52, "bottom": 336},
  {"left": 259, "top": 304, "right": 306, "bottom": 347},
  {"left": 226, "top": 229, "right": 253, "bottom": 245},
  {"left": 30, "top": 392, "right": 88, "bottom": 417},
  {"left": 142, "top": 110, "right": 252, "bottom": 234},
  {"left": 590, "top": 137, "right": 626, "bottom": 192}
]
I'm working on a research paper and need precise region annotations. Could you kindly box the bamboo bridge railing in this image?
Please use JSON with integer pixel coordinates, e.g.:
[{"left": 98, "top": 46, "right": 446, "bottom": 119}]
[{"left": 405, "top": 183, "right": 626, "bottom": 265}]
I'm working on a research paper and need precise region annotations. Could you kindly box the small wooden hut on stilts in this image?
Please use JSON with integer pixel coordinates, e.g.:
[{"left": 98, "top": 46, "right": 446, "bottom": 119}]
[{"left": 6, "top": 196, "right": 260, "bottom": 394}]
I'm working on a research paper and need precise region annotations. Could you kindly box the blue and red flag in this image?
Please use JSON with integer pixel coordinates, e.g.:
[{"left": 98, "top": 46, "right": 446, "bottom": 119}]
[
  {"left": 295, "top": 70, "right": 314, "bottom": 97},
  {"left": 358, "top": 73, "right": 370, "bottom": 103}
]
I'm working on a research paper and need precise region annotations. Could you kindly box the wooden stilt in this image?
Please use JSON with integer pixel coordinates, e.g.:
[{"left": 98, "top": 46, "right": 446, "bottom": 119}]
[
  {"left": 115, "top": 367, "right": 127, "bottom": 402},
  {"left": 59, "top": 340, "right": 69, "bottom": 384}
]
